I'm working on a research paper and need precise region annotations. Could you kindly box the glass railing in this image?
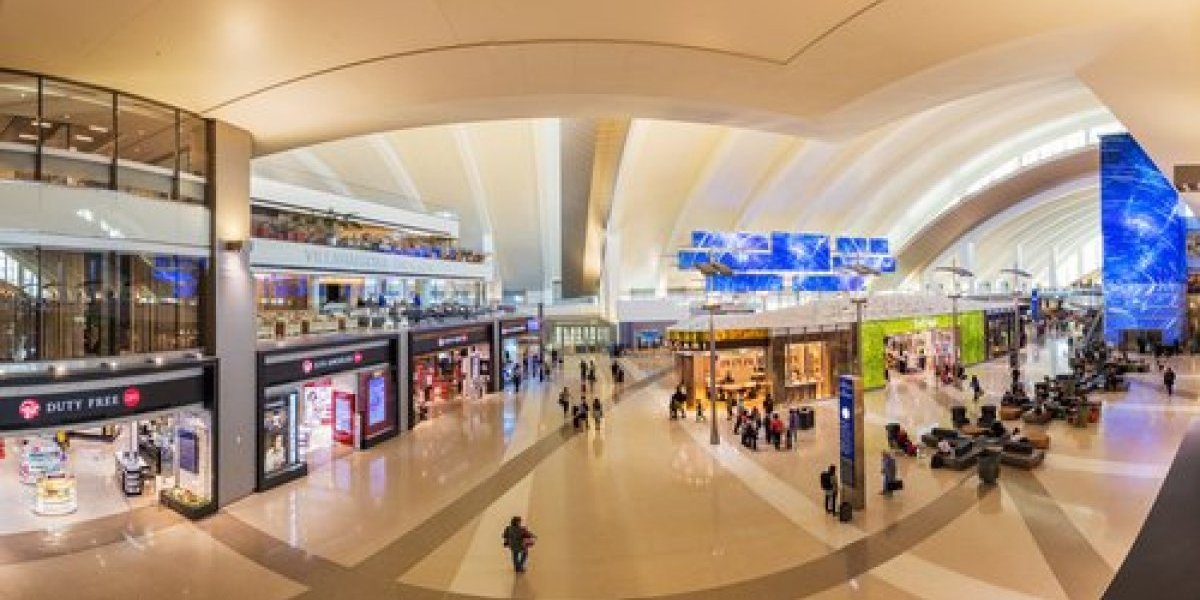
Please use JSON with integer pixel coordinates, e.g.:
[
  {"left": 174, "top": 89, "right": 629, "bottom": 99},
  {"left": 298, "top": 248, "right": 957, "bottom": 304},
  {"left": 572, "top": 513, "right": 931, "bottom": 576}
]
[{"left": 0, "top": 69, "right": 209, "bottom": 205}]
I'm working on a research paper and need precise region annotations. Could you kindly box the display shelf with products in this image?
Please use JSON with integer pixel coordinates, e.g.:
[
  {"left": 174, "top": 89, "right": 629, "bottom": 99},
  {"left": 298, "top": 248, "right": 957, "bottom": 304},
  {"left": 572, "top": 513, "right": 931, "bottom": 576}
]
[
  {"left": 32, "top": 473, "right": 78, "bottom": 516},
  {"left": 19, "top": 438, "right": 67, "bottom": 485},
  {"left": 116, "top": 451, "right": 148, "bottom": 496}
]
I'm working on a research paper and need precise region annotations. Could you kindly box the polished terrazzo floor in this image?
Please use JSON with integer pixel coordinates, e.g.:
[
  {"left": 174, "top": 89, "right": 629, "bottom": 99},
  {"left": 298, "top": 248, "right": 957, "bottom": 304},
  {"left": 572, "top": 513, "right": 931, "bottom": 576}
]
[{"left": 0, "top": 340, "right": 1190, "bottom": 599}]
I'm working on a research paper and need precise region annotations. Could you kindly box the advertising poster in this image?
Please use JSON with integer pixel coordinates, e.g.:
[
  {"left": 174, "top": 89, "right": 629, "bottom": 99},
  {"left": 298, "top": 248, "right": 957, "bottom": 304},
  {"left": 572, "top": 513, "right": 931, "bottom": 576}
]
[
  {"left": 178, "top": 428, "right": 199, "bottom": 474},
  {"left": 302, "top": 378, "right": 333, "bottom": 425},
  {"left": 333, "top": 391, "right": 355, "bottom": 444},
  {"left": 367, "top": 375, "right": 387, "bottom": 427}
]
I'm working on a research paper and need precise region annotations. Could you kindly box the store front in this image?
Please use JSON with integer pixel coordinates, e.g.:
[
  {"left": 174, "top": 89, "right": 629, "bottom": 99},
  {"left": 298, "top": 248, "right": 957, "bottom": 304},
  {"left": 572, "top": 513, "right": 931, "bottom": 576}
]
[
  {"left": 254, "top": 271, "right": 408, "bottom": 340},
  {"left": 669, "top": 328, "right": 771, "bottom": 406},
  {"left": 498, "top": 317, "right": 540, "bottom": 384},
  {"left": 0, "top": 360, "right": 218, "bottom": 521},
  {"left": 858, "top": 311, "right": 987, "bottom": 389},
  {"left": 768, "top": 328, "right": 852, "bottom": 402},
  {"left": 408, "top": 323, "right": 494, "bottom": 419},
  {"left": 256, "top": 335, "right": 400, "bottom": 491},
  {"left": 985, "top": 309, "right": 1018, "bottom": 358},
  {"left": 884, "top": 329, "right": 956, "bottom": 373}
]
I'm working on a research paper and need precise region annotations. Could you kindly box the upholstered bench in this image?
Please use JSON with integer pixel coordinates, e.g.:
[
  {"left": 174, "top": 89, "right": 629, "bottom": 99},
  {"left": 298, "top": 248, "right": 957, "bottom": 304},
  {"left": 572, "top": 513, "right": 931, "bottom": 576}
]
[
  {"left": 999, "top": 406, "right": 1024, "bottom": 421},
  {"left": 1024, "top": 431, "right": 1050, "bottom": 449}
]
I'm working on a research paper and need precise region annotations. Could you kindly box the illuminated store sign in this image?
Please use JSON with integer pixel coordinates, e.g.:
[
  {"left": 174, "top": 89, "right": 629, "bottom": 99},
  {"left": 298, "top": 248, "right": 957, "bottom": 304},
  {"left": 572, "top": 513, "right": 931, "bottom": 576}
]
[
  {"left": 0, "top": 368, "right": 210, "bottom": 431},
  {"left": 260, "top": 342, "right": 392, "bottom": 387},
  {"left": 410, "top": 325, "right": 491, "bottom": 355}
]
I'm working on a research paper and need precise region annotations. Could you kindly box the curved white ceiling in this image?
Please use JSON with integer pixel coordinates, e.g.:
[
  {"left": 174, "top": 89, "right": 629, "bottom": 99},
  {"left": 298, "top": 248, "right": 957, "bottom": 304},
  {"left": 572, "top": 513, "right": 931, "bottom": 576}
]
[
  {"left": 254, "top": 78, "right": 1113, "bottom": 298},
  {"left": 924, "top": 181, "right": 1100, "bottom": 291},
  {"left": 253, "top": 119, "right": 559, "bottom": 292},
  {"left": 606, "top": 78, "right": 1114, "bottom": 294},
  {"left": 3, "top": 0, "right": 1200, "bottom": 175}
]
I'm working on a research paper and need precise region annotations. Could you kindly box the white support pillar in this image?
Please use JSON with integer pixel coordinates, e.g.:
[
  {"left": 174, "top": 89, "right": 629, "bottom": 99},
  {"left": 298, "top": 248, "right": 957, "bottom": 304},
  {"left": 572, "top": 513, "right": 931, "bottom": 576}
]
[{"left": 210, "top": 122, "right": 257, "bottom": 506}]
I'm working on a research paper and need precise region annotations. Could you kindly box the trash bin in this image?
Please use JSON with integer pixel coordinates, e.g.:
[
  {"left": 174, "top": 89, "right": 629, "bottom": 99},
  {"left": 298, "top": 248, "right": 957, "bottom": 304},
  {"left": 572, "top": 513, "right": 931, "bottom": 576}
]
[
  {"left": 978, "top": 449, "right": 1000, "bottom": 485},
  {"left": 800, "top": 407, "right": 815, "bottom": 430}
]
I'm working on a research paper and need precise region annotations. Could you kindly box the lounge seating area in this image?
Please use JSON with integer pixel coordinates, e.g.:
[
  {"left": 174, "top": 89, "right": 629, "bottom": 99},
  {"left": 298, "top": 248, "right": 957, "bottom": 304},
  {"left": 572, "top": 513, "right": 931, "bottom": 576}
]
[{"left": 922, "top": 401, "right": 1057, "bottom": 472}]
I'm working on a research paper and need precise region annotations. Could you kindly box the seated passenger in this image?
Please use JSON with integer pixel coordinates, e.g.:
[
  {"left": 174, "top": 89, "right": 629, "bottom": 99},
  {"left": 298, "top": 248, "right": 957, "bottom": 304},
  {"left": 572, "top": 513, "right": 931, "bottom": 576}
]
[{"left": 989, "top": 420, "right": 1007, "bottom": 438}]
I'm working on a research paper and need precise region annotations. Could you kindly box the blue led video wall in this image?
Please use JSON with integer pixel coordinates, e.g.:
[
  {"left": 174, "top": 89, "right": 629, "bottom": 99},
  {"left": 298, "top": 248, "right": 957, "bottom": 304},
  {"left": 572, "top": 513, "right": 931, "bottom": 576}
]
[
  {"left": 681, "top": 230, "right": 893, "bottom": 293},
  {"left": 1101, "top": 133, "right": 1187, "bottom": 344}
]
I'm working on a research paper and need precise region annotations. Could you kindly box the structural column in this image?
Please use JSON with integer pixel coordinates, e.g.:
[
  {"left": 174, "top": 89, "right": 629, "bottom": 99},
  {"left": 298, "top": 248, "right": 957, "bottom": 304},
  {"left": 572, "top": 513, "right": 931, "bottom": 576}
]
[{"left": 209, "top": 122, "right": 257, "bottom": 506}]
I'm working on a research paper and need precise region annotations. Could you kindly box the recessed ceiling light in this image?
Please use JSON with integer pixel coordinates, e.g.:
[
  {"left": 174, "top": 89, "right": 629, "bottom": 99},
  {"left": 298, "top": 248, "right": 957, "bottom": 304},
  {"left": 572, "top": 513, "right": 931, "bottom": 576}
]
[
  {"left": 74, "top": 134, "right": 93, "bottom": 142},
  {"left": 87, "top": 124, "right": 108, "bottom": 133},
  {"left": 17, "top": 133, "right": 36, "bottom": 141}
]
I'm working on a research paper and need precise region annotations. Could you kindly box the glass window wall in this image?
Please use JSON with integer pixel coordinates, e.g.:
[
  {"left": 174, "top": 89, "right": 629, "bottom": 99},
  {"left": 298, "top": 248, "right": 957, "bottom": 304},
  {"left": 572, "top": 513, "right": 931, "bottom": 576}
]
[
  {"left": 116, "top": 96, "right": 176, "bottom": 200},
  {"left": 0, "top": 247, "right": 206, "bottom": 363},
  {"left": 0, "top": 69, "right": 208, "bottom": 205},
  {"left": 0, "top": 72, "right": 39, "bottom": 181},
  {"left": 40, "top": 80, "right": 114, "bottom": 190}
]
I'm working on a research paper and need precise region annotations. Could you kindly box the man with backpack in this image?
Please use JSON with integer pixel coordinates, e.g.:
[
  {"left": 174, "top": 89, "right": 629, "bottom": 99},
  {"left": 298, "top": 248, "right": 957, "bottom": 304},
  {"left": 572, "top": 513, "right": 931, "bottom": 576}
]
[
  {"left": 558, "top": 387, "right": 571, "bottom": 418},
  {"left": 502, "top": 516, "right": 536, "bottom": 573},
  {"left": 820, "top": 465, "right": 837, "bottom": 514}
]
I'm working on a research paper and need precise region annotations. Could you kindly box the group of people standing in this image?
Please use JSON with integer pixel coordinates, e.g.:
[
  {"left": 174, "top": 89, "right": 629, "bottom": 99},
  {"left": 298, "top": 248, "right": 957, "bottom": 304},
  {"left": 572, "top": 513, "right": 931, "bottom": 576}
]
[{"left": 559, "top": 386, "right": 604, "bottom": 430}]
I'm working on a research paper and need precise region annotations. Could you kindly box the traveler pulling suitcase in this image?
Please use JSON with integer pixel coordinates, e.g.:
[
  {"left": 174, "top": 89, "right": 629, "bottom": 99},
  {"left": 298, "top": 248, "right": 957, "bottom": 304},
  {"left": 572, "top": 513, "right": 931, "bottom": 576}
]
[{"left": 838, "top": 501, "right": 853, "bottom": 523}]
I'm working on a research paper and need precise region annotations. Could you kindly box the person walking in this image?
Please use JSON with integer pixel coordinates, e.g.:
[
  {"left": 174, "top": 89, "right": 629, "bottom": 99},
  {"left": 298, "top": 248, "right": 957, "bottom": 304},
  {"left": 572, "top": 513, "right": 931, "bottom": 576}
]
[
  {"left": 770, "top": 413, "right": 784, "bottom": 450},
  {"left": 558, "top": 387, "right": 571, "bottom": 418},
  {"left": 670, "top": 386, "right": 687, "bottom": 419},
  {"left": 587, "top": 361, "right": 598, "bottom": 389},
  {"left": 592, "top": 397, "right": 603, "bottom": 428},
  {"left": 820, "top": 465, "right": 837, "bottom": 514},
  {"left": 1164, "top": 366, "right": 1177, "bottom": 397},
  {"left": 763, "top": 394, "right": 774, "bottom": 419},
  {"left": 695, "top": 398, "right": 705, "bottom": 422},
  {"left": 970, "top": 374, "right": 983, "bottom": 401},
  {"left": 880, "top": 451, "right": 897, "bottom": 496},
  {"left": 577, "top": 399, "right": 590, "bottom": 430},
  {"left": 502, "top": 516, "right": 536, "bottom": 573}
]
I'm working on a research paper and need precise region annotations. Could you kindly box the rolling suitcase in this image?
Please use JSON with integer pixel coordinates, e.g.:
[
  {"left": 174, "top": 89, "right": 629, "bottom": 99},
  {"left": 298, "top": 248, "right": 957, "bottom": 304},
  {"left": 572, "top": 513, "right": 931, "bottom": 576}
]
[{"left": 838, "top": 501, "right": 853, "bottom": 523}]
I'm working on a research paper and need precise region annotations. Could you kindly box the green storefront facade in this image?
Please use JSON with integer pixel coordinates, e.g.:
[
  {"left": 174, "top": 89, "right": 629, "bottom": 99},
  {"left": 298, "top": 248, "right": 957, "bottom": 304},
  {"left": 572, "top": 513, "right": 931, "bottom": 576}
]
[{"left": 858, "top": 311, "right": 986, "bottom": 389}]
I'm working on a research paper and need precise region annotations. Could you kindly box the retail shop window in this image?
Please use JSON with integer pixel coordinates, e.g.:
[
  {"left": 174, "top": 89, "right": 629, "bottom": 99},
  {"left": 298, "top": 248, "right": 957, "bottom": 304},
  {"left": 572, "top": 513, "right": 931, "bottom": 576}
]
[
  {"left": 0, "top": 72, "right": 39, "bottom": 181},
  {"left": 39, "top": 80, "right": 113, "bottom": 190},
  {"left": 6, "top": 409, "right": 214, "bottom": 521},
  {"left": 0, "top": 247, "right": 207, "bottom": 362}
]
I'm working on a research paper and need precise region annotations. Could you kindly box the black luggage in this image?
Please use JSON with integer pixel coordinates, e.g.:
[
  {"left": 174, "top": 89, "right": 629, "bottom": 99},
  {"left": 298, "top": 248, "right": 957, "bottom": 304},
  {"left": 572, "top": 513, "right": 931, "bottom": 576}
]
[
  {"left": 887, "top": 479, "right": 904, "bottom": 491},
  {"left": 838, "top": 501, "right": 853, "bottom": 523}
]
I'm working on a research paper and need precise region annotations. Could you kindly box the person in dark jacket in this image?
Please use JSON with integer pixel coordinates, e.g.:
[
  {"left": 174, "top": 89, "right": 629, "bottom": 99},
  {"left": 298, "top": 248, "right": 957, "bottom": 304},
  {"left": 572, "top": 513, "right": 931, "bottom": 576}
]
[
  {"left": 1165, "top": 366, "right": 1177, "bottom": 397},
  {"left": 502, "top": 516, "right": 536, "bottom": 572},
  {"left": 820, "top": 465, "right": 837, "bottom": 514}
]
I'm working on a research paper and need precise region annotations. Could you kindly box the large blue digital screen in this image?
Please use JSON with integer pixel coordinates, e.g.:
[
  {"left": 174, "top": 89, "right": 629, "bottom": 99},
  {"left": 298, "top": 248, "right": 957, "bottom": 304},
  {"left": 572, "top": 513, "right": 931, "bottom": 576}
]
[
  {"left": 835, "top": 237, "right": 868, "bottom": 255},
  {"left": 1101, "top": 134, "right": 1187, "bottom": 344},
  {"left": 691, "top": 231, "right": 770, "bottom": 251},
  {"left": 682, "top": 230, "right": 890, "bottom": 293},
  {"left": 770, "top": 232, "right": 832, "bottom": 272}
]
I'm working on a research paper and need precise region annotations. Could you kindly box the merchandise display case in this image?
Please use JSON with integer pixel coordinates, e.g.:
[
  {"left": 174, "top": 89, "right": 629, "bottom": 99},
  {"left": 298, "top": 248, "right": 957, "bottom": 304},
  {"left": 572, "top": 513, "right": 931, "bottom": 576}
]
[
  {"left": 784, "top": 341, "right": 831, "bottom": 400},
  {"left": 32, "top": 473, "right": 77, "bottom": 515},
  {"left": 19, "top": 439, "right": 66, "bottom": 485}
]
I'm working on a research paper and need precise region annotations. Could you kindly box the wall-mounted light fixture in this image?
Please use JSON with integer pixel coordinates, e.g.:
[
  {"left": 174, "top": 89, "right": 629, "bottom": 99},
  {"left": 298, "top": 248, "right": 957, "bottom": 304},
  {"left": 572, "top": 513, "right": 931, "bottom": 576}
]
[{"left": 222, "top": 239, "right": 248, "bottom": 252}]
